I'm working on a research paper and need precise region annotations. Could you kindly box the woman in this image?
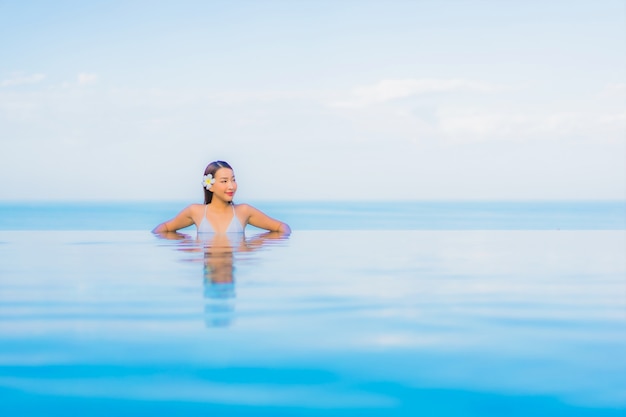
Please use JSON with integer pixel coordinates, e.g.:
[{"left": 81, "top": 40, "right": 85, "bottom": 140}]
[{"left": 152, "top": 160, "right": 291, "bottom": 235}]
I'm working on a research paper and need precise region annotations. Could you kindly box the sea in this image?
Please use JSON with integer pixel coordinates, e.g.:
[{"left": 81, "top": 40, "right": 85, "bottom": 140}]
[{"left": 0, "top": 200, "right": 625, "bottom": 416}]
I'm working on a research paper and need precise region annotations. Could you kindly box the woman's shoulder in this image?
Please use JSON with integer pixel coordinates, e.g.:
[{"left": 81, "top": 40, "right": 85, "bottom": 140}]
[
  {"left": 233, "top": 203, "right": 256, "bottom": 216},
  {"left": 234, "top": 203, "right": 255, "bottom": 212},
  {"left": 181, "top": 203, "right": 205, "bottom": 215}
]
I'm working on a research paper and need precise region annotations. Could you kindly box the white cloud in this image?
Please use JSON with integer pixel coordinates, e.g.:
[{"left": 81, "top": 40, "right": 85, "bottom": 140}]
[
  {"left": 330, "top": 78, "right": 499, "bottom": 108},
  {"left": 432, "top": 109, "right": 626, "bottom": 144},
  {"left": 0, "top": 73, "right": 46, "bottom": 87},
  {"left": 77, "top": 73, "right": 98, "bottom": 85},
  {"left": 207, "top": 90, "right": 322, "bottom": 104},
  {"left": 599, "top": 111, "right": 626, "bottom": 124},
  {"left": 324, "top": 79, "right": 626, "bottom": 145},
  {"left": 438, "top": 110, "right": 529, "bottom": 140},
  {"left": 598, "top": 82, "right": 626, "bottom": 97}
]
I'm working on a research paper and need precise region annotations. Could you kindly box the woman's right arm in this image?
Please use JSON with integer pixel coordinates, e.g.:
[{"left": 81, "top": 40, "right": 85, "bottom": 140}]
[{"left": 152, "top": 205, "right": 196, "bottom": 234}]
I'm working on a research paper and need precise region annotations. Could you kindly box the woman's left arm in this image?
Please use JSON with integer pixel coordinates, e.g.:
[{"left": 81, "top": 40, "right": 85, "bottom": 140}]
[{"left": 240, "top": 204, "right": 291, "bottom": 235}]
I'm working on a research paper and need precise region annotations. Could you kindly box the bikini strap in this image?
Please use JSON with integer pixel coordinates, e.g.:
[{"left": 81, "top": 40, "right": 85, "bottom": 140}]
[{"left": 204, "top": 204, "right": 208, "bottom": 217}]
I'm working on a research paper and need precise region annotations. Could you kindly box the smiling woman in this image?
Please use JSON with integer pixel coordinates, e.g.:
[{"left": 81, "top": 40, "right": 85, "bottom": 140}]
[{"left": 152, "top": 160, "right": 291, "bottom": 236}]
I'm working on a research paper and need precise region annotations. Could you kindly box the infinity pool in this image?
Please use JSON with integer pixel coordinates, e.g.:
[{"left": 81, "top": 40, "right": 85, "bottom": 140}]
[{"left": 1, "top": 230, "right": 625, "bottom": 416}]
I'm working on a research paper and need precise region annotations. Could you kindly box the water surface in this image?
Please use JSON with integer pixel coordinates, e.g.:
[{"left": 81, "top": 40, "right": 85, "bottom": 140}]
[
  {"left": 1, "top": 229, "right": 624, "bottom": 416},
  {"left": 1, "top": 200, "right": 623, "bottom": 230}
]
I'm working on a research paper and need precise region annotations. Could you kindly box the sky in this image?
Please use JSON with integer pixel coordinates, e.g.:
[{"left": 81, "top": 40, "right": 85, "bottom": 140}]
[{"left": 0, "top": 0, "right": 624, "bottom": 202}]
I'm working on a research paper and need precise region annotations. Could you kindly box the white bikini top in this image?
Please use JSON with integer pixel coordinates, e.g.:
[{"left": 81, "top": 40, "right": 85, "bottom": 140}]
[{"left": 197, "top": 204, "right": 244, "bottom": 234}]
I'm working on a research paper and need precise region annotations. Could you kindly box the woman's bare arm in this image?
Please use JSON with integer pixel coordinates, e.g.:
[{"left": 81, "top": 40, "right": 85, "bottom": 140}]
[
  {"left": 240, "top": 204, "right": 291, "bottom": 235},
  {"left": 152, "top": 205, "right": 196, "bottom": 233}
]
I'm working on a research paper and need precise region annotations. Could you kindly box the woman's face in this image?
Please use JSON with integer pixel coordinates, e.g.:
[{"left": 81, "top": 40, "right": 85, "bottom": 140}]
[{"left": 210, "top": 168, "right": 237, "bottom": 202}]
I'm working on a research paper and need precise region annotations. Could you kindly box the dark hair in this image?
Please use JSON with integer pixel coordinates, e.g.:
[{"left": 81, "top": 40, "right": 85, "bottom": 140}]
[{"left": 203, "top": 160, "right": 233, "bottom": 204}]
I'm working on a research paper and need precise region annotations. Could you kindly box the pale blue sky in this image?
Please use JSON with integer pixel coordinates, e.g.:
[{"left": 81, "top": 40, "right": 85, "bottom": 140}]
[{"left": 1, "top": 0, "right": 624, "bottom": 201}]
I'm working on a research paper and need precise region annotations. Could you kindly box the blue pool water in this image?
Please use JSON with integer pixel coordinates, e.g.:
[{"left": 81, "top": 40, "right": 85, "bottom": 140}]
[
  {"left": 0, "top": 200, "right": 624, "bottom": 230},
  {"left": 0, "top": 202, "right": 625, "bottom": 416}
]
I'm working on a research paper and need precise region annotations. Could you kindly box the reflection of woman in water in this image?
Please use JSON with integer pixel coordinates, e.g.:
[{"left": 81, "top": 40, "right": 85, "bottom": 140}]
[
  {"left": 163, "top": 230, "right": 286, "bottom": 328},
  {"left": 203, "top": 231, "right": 288, "bottom": 326},
  {"left": 152, "top": 160, "right": 291, "bottom": 236},
  {"left": 201, "top": 233, "right": 238, "bottom": 327}
]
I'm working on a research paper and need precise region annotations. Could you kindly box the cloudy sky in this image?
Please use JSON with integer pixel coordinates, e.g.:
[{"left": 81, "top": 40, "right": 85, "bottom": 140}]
[{"left": 1, "top": 0, "right": 624, "bottom": 202}]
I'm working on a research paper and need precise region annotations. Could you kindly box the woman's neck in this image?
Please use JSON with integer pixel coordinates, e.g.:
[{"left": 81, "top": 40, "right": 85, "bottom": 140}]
[{"left": 208, "top": 199, "right": 232, "bottom": 212}]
